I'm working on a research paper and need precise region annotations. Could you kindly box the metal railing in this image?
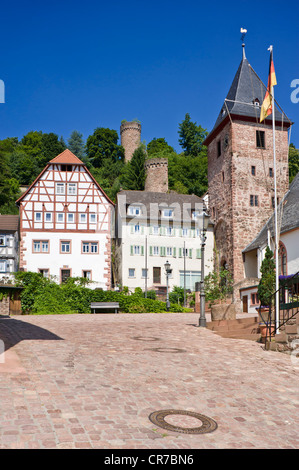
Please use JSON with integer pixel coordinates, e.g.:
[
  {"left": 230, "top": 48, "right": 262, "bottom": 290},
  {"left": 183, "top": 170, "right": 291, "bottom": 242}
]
[{"left": 260, "top": 271, "right": 299, "bottom": 344}]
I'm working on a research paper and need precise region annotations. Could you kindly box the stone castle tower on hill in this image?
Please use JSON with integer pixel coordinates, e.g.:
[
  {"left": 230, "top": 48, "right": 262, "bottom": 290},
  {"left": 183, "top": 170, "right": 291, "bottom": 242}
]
[{"left": 204, "top": 46, "right": 292, "bottom": 289}]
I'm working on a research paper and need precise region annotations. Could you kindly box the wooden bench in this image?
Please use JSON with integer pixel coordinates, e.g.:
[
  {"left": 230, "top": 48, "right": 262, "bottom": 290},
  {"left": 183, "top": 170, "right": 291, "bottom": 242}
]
[{"left": 90, "top": 302, "right": 120, "bottom": 314}]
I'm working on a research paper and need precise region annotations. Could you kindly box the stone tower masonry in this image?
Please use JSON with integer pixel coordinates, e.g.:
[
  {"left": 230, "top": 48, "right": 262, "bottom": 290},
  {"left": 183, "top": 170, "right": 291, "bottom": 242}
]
[
  {"left": 120, "top": 121, "right": 141, "bottom": 162},
  {"left": 204, "top": 46, "right": 292, "bottom": 290},
  {"left": 144, "top": 158, "right": 168, "bottom": 193}
]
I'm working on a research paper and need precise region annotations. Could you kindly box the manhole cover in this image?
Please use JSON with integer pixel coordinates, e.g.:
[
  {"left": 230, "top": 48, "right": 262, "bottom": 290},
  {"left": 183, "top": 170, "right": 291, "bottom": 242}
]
[
  {"left": 131, "top": 336, "right": 161, "bottom": 341},
  {"left": 145, "top": 347, "right": 186, "bottom": 353},
  {"left": 149, "top": 409, "right": 218, "bottom": 434}
]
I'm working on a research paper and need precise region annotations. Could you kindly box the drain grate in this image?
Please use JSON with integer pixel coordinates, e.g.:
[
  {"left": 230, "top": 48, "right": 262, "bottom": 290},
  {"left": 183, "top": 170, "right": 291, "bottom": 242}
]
[
  {"left": 145, "top": 347, "right": 186, "bottom": 353},
  {"left": 149, "top": 409, "right": 218, "bottom": 434},
  {"left": 131, "top": 336, "right": 161, "bottom": 342}
]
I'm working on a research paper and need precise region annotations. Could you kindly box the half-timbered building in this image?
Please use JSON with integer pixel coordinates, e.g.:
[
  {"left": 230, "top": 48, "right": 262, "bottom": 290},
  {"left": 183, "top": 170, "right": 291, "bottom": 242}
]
[{"left": 16, "top": 149, "right": 114, "bottom": 289}]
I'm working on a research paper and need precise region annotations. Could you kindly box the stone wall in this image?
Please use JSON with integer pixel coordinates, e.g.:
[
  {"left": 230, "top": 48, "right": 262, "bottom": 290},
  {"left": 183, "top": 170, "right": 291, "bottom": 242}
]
[
  {"left": 208, "top": 119, "right": 289, "bottom": 288},
  {"left": 144, "top": 158, "right": 168, "bottom": 193},
  {"left": 120, "top": 121, "right": 141, "bottom": 162}
]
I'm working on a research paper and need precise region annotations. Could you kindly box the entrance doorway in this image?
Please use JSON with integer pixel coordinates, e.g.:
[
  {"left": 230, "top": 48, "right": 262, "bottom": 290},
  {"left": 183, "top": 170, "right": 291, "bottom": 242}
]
[
  {"left": 61, "top": 269, "right": 71, "bottom": 284},
  {"left": 242, "top": 295, "right": 248, "bottom": 313}
]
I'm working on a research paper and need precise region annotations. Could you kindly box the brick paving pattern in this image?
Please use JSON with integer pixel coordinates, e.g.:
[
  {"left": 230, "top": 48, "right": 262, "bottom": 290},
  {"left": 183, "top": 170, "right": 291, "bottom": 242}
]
[{"left": 0, "top": 313, "right": 298, "bottom": 449}]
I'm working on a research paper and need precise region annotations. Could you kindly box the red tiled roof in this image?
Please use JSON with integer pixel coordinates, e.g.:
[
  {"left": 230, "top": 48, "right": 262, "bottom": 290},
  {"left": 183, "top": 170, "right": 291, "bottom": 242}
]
[{"left": 48, "top": 149, "right": 84, "bottom": 165}]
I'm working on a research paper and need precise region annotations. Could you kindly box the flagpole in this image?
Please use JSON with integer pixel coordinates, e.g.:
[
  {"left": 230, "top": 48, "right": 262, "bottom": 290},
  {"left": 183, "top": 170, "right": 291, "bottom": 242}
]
[{"left": 270, "top": 46, "right": 280, "bottom": 332}]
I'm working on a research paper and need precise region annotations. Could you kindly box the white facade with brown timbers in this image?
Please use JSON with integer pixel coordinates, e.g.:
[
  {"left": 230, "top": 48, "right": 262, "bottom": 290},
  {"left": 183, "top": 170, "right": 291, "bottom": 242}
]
[{"left": 16, "top": 150, "right": 114, "bottom": 289}]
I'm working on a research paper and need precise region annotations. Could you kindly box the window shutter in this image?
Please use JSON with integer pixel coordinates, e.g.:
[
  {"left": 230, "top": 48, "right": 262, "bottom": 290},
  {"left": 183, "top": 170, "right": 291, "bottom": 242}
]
[
  {"left": 141, "top": 225, "right": 144, "bottom": 235},
  {"left": 189, "top": 249, "right": 192, "bottom": 258},
  {"left": 179, "top": 248, "right": 182, "bottom": 258},
  {"left": 196, "top": 249, "right": 201, "bottom": 259},
  {"left": 149, "top": 226, "right": 153, "bottom": 235},
  {"left": 149, "top": 246, "right": 153, "bottom": 256},
  {"left": 130, "top": 225, "right": 134, "bottom": 234},
  {"left": 141, "top": 246, "right": 144, "bottom": 256},
  {"left": 173, "top": 247, "right": 176, "bottom": 257},
  {"left": 130, "top": 245, "right": 133, "bottom": 255}
]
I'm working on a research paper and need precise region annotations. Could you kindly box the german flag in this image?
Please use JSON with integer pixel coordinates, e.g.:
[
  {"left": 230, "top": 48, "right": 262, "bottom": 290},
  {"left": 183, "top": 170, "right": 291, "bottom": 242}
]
[{"left": 260, "top": 48, "right": 277, "bottom": 122}]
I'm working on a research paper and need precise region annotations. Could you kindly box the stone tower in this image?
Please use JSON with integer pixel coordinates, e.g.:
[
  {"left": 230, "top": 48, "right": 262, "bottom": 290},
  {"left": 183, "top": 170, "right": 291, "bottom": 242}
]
[
  {"left": 144, "top": 158, "right": 168, "bottom": 193},
  {"left": 120, "top": 120, "right": 141, "bottom": 162},
  {"left": 204, "top": 46, "right": 292, "bottom": 287}
]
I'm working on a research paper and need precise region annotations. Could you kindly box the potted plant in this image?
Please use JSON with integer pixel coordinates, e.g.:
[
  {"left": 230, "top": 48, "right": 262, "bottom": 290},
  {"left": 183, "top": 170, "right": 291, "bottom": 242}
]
[
  {"left": 205, "top": 267, "right": 235, "bottom": 321},
  {"left": 257, "top": 246, "right": 276, "bottom": 340}
]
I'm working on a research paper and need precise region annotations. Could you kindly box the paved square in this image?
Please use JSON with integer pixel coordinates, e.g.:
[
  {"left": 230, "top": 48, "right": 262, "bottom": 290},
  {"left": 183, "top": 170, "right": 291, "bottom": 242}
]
[{"left": 0, "top": 313, "right": 298, "bottom": 449}]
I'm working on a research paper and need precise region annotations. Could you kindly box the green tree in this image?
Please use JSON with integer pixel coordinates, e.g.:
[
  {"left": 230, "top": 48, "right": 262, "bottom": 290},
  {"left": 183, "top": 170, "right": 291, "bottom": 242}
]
[
  {"left": 178, "top": 113, "right": 208, "bottom": 156},
  {"left": 147, "top": 137, "right": 175, "bottom": 157},
  {"left": 39, "top": 132, "right": 66, "bottom": 170},
  {"left": 168, "top": 152, "right": 208, "bottom": 196},
  {"left": 68, "top": 130, "right": 86, "bottom": 160},
  {"left": 257, "top": 246, "right": 276, "bottom": 307},
  {"left": 120, "top": 145, "right": 146, "bottom": 191},
  {"left": 0, "top": 139, "right": 21, "bottom": 213},
  {"left": 289, "top": 143, "right": 299, "bottom": 183},
  {"left": 85, "top": 127, "right": 124, "bottom": 168}
]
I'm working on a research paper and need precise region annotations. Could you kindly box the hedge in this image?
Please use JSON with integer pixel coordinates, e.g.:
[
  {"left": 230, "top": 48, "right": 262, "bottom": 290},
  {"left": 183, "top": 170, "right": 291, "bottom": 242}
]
[{"left": 13, "top": 273, "right": 190, "bottom": 314}]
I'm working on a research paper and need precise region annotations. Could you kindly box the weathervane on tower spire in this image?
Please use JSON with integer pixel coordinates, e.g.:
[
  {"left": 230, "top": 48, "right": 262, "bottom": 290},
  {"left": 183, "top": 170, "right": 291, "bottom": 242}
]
[{"left": 240, "top": 28, "right": 247, "bottom": 59}]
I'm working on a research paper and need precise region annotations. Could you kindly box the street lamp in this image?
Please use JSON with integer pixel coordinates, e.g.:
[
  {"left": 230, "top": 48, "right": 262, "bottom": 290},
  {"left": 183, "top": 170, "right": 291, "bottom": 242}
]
[
  {"left": 164, "top": 260, "right": 172, "bottom": 312},
  {"left": 198, "top": 210, "right": 210, "bottom": 327}
]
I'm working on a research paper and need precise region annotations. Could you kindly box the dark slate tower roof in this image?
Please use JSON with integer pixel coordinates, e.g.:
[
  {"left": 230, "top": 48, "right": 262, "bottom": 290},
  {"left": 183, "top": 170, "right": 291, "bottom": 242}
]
[{"left": 205, "top": 46, "right": 292, "bottom": 144}]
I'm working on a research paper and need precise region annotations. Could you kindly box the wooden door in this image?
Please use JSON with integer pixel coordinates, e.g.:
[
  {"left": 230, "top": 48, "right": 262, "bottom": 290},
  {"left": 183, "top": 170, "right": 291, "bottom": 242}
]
[
  {"left": 9, "top": 292, "right": 22, "bottom": 315},
  {"left": 242, "top": 295, "right": 248, "bottom": 313}
]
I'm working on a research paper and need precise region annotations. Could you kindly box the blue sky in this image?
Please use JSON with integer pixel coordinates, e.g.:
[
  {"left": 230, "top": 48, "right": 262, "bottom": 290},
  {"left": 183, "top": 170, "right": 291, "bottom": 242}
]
[{"left": 1, "top": 0, "right": 298, "bottom": 152}]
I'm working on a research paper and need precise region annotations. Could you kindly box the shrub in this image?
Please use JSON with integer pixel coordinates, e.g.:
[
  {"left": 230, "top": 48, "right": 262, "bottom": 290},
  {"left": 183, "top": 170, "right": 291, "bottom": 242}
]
[{"left": 12, "top": 272, "right": 189, "bottom": 314}]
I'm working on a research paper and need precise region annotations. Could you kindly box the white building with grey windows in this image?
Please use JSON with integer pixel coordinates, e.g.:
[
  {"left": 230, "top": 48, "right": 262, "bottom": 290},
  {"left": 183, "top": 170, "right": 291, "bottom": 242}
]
[
  {"left": 114, "top": 190, "right": 214, "bottom": 294},
  {"left": 0, "top": 215, "right": 19, "bottom": 281}
]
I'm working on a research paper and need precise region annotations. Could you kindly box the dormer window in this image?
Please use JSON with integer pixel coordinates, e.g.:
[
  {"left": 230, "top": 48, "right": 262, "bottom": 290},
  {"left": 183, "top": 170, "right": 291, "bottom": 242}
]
[
  {"left": 128, "top": 205, "right": 141, "bottom": 216},
  {"left": 162, "top": 209, "right": 174, "bottom": 218}
]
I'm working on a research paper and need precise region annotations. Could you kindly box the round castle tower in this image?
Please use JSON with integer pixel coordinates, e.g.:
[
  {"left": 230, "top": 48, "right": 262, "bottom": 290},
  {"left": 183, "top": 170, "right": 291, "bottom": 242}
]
[
  {"left": 120, "top": 121, "right": 141, "bottom": 162},
  {"left": 144, "top": 158, "right": 168, "bottom": 193}
]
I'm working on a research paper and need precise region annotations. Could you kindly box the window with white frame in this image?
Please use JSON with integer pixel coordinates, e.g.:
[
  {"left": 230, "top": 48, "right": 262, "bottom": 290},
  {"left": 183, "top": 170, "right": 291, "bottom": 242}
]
[
  {"left": 67, "top": 183, "right": 77, "bottom": 195},
  {"left": 182, "top": 228, "right": 188, "bottom": 237},
  {"left": 57, "top": 213, "right": 64, "bottom": 223},
  {"left": 134, "top": 245, "right": 140, "bottom": 255},
  {"left": 56, "top": 183, "right": 65, "bottom": 195},
  {"left": 165, "top": 227, "right": 173, "bottom": 236},
  {"left": 128, "top": 268, "right": 135, "bottom": 278},
  {"left": 134, "top": 223, "right": 140, "bottom": 233},
  {"left": 142, "top": 268, "right": 148, "bottom": 278},
  {"left": 0, "top": 260, "right": 7, "bottom": 272},
  {"left": 162, "top": 209, "right": 174, "bottom": 218},
  {"left": 166, "top": 247, "right": 173, "bottom": 256},
  {"left": 82, "top": 241, "right": 98, "bottom": 253},
  {"left": 45, "top": 213, "right": 52, "bottom": 223},
  {"left": 128, "top": 205, "right": 141, "bottom": 216},
  {"left": 152, "top": 226, "right": 159, "bottom": 235},
  {"left": 153, "top": 246, "right": 159, "bottom": 255},
  {"left": 80, "top": 213, "right": 87, "bottom": 223},
  {"left": 38, "top": 269, "right": 49, "bottom": 278},
  {"left": 0, "top": 235, "right": 6, "bottom": 246},
  {"left": 35, "top": 212, "right": 42, "bottom": 222},
  {"left": 89, "top": 213, "right": 97, "bottom": 224},
  {"left": 33, "top": 240, "right": 49, "bottom": 253},
  {"left": 60, "top": 241, "right": 71, "bottom": 253},
  {"left": 67, "top": 213, "right": 75, "bottom": 223}
]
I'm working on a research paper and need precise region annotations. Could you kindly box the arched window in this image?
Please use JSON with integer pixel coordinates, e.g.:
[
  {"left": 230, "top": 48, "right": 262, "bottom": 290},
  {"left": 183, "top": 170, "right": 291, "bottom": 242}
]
[{"left": 278, "top": 242, "right": 287, "bottom": 276}]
